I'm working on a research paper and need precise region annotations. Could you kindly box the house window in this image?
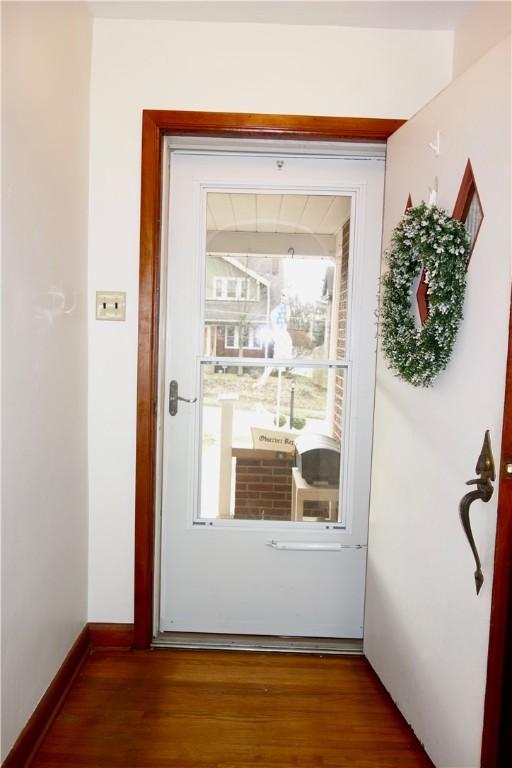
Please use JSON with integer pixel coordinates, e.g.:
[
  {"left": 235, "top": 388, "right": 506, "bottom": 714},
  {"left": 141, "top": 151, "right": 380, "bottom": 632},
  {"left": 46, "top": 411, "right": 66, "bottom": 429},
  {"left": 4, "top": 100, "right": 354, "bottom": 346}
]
[
  {"left": 213, "top": 277, "right": 259, "bottom": 301},
  {"left": 225, "top": 326, "right": 238, "bottom": 348},
  {"left": 225, "top": 325, "right": 263, "bottom": 350},
  {"left": 245, "top": 327, "right": 263, "bottom": 350},
  {"left": 464, "top": 191, "right": 483, "bottom": 250},
  {"left": 226, "top": 278, "right": 238, "bottom": 299}
]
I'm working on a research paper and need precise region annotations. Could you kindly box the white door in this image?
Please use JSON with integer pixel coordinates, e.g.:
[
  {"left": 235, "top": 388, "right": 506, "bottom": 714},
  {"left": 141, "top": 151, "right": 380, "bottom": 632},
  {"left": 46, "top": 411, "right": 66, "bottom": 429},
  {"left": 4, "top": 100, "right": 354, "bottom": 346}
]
[{"left": 158, "top": 148, "right": 384, "bottom": 638}]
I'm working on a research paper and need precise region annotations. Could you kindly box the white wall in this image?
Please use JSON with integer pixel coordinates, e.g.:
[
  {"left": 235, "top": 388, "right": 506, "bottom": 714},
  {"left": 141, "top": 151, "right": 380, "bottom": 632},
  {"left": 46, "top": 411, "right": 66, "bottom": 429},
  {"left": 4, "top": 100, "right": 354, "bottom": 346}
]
[
  {"left": 87, "top": 16, "right": 454, "bottom": 622},
  {"left": 1, "top": 2, "right": 92, "bottom": 758},
  {"left": 453, "top": 0, "right": 511, "bottom": 77},
  {"left": 364, "top": 38, "right": 511, "bottom": 768}
]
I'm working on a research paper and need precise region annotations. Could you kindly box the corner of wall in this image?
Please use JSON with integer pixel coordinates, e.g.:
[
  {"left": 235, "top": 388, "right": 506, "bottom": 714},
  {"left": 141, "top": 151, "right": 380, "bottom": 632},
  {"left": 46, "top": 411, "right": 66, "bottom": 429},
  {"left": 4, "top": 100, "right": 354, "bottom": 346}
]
[{"left": 453, "top": 1, "right": 511, "bottom": 78}]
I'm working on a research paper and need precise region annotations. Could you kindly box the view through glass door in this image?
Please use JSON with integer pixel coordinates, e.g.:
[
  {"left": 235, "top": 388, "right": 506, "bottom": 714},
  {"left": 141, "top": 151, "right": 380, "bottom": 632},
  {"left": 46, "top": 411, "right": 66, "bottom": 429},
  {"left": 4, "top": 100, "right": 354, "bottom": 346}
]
[{"left": 158, "top": 150, "right": 384, "bottom": 639}]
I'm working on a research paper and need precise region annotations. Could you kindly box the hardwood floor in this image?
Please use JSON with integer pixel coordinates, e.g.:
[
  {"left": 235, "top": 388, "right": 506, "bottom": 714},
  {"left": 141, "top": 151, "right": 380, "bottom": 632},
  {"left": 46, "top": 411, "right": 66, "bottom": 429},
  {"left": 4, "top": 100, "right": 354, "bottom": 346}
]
[{"left": 31, "top": 649, "right": 433, "bottom": 768}]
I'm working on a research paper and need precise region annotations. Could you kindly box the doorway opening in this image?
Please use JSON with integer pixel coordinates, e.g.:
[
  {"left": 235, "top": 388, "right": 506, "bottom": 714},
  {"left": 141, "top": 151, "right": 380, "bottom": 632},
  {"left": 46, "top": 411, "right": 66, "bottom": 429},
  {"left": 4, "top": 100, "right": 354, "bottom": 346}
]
[{"left": 134, "top": 111, "right": 403, "bottom": 652}]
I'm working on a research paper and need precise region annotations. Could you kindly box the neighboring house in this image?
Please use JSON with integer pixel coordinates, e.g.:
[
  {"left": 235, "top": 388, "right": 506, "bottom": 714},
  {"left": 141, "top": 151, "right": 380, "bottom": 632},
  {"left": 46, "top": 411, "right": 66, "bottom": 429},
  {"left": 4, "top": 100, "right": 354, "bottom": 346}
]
[
  {"left": 205, "top": 253, "right": 333, "bottom": 360},
  {"left": 205, "top": 254, "right": 276, "bottom": 358}
]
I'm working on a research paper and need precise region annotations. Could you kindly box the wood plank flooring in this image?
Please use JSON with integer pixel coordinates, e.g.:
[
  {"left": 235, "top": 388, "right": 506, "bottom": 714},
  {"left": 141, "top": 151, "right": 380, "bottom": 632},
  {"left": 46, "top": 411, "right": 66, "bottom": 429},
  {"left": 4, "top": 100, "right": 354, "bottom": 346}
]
[{"left": 31, "top": 649, "right": 433, "bottom": 768}]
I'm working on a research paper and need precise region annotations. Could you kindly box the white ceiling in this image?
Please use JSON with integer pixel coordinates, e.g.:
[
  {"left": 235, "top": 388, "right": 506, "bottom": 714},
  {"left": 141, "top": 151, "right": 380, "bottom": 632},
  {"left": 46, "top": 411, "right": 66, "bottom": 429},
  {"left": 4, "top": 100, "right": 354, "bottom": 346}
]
[
  {"left": 207, "top": 193, "right": 350, "bottom": 234},
  {"left": 88, "top": 1, "right": 476, "bottom": 31}
]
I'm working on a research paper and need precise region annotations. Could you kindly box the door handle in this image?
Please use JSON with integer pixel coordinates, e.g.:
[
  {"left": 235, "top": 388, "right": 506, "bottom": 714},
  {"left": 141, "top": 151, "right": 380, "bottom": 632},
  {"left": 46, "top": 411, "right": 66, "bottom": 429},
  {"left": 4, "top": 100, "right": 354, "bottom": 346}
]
[
  {"left": 459, "top": 430, "right": 495, "bottom": 595},
  {"left": 266, "top": 540, "right": 365, "bottom": 551},
  {"left": 168, "top": 380, "right": 197, "bottom": 416}
]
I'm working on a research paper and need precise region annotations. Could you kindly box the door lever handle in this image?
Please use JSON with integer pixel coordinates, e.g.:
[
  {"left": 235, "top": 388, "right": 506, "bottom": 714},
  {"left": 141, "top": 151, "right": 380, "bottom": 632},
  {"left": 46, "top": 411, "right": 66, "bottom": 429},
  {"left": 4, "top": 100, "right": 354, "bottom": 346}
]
[
  {"left": 459, "top": 430, "right": 495, "bottom": 595},
  {"left": 169, "top": 380, "right": 197, "bottom": 416}
]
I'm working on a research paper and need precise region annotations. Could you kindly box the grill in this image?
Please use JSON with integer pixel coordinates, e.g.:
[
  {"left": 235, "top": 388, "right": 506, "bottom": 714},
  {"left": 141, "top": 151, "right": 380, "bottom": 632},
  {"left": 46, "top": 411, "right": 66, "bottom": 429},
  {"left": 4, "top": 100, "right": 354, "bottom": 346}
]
[{"left": 295, "top": 434, "right": 340, "bottom": 486}]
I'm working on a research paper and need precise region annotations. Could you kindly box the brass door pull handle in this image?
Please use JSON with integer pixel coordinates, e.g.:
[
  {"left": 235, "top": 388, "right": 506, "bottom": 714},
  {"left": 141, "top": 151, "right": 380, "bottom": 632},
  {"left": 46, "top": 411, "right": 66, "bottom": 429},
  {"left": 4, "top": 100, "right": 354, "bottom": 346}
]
[{"left": 459, "top": 431, "right": 495, "bottom": 595}]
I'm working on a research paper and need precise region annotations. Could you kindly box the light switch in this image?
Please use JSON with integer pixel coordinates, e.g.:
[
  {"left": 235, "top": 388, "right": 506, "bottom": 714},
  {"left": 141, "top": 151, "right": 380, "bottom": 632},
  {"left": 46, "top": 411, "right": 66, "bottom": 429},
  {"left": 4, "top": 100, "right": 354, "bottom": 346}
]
[{"left": 96, "top": 291, "right": 126, "bottom": 321}]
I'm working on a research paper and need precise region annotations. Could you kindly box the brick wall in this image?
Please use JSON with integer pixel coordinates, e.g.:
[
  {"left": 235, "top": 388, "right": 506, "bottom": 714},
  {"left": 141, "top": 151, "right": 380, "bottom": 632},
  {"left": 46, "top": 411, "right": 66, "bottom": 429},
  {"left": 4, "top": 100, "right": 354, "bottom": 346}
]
[
  {"left": 232, "top": 448, "right": 333, "bottom": 521},
  {"left": 333, "top": 219, "right": 350, "bottom": 443},
  {"left": 233, "top": 449, "right": 293, "bottom": 521}
]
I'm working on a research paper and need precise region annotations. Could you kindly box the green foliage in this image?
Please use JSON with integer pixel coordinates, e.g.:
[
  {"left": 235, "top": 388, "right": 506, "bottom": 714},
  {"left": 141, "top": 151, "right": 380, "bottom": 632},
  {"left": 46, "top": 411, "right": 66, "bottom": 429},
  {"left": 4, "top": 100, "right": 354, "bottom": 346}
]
[
  {"left": 273, "top": 414, "right": 306, "bottom": 429},
  {"left": 380, "top": 202, "right": 470, "bottom": 387}
]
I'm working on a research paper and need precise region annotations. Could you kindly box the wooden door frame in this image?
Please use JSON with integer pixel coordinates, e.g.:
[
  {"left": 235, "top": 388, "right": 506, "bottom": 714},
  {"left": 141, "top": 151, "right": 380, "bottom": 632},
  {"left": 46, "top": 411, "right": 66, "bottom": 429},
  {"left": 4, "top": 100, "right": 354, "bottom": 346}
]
[
  {"left": 134, "top": 109, "right": 511, "bottom": 765},
  {"left": 481, "top": 295, "right": 512, "bottom": 767},
  {"left": 134, "top": 109, "right": 405, "bottom": 651}
]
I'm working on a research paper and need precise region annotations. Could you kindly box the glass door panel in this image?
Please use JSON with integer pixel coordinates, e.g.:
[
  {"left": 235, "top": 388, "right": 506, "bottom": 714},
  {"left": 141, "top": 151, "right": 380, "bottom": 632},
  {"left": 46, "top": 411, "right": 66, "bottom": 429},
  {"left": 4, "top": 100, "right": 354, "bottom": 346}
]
[
  {"left": 199, "top": 364, "right": 347, "bottom": 523},
  {"left": 200, "top": 191, "right": 352, "bottom": 525},
  {"left": 204, "top": 192, "right": 351, "bottom": 363}
]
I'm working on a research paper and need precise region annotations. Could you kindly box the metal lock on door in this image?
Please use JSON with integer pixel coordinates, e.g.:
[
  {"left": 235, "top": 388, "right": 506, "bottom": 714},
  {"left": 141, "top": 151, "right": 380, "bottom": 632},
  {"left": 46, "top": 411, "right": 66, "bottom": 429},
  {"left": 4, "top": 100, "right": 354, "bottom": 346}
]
[{"left": 168, "top": 380, "right": 197, "bottom": 416}]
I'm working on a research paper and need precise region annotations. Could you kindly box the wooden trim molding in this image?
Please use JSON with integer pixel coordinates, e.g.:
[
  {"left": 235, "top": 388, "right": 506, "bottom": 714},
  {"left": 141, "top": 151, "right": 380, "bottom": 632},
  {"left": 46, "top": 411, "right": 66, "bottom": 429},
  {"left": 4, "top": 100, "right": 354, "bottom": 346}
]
[
  {"left": 453, "top": 158, "right": 478, "bottom": 221},
  {"left": 138, "top": 110, "right": 405, "bottom": 144},
  {"left": 134, "top": 109, "right": 406, "bottom": 649},
  {"left": 89, "top": 623, "right": 135, "bottom": 649},
  {"left": 2, "top": 626, "right": 90, "bottom": 768},
  {"left": 452, "top": 158, "right": 484, "bottom": 267},
  {"left": 481, "top": 293, "right": 512, "bottom": 767},
  {"left": 1, "top": 623, "right": 134, "bottom": 767},
  {"left": 134, "top": 111, "right": 163, "bottom": 650}
]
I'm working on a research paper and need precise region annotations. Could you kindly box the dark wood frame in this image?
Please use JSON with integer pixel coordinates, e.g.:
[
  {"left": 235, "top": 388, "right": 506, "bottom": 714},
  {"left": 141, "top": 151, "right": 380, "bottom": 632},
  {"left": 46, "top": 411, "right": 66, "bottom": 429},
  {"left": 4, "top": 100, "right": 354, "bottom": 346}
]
[
  {"left": 2, "top": 623, "right": 134, "bottom": 767},
  {"left": 88, "top": 623, "right": 134, "bottom": 649},
  {"left": 134, "top": 109, "right": 405, "bottom": 650},
  {"left": 2, "top": 627, "right": 90, "bottom": 768},
  {"left": 134, "top": 109, "right": 511, "bottom": 766},
  {"left": 452, "top": 158, "right": 484, "bottom": 266},
  {"left": 481, "top": 295, "right": 512, "bottom": 767}
]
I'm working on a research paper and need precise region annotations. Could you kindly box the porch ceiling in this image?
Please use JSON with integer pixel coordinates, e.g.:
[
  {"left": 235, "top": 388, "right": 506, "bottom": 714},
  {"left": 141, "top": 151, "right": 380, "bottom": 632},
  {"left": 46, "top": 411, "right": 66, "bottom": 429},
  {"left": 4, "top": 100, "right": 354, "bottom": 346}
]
[{"left": 207, "top": 193, "right": 351, "bottom": 235}]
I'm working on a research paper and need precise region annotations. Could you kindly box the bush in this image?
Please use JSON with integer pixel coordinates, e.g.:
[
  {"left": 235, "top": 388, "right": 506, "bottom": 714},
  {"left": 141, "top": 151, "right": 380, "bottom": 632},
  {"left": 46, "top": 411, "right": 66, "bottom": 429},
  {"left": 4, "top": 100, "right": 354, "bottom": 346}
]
[{"left": 273, "top": 414, "right": 306, "bottom": 429}]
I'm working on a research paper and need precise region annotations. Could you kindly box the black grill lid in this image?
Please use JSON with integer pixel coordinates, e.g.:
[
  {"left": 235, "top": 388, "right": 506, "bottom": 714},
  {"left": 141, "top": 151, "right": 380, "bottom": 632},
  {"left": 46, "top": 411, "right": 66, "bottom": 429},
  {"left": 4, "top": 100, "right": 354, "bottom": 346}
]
[{"left": 295, "top": 434, "right": 340, "bottom": 455}]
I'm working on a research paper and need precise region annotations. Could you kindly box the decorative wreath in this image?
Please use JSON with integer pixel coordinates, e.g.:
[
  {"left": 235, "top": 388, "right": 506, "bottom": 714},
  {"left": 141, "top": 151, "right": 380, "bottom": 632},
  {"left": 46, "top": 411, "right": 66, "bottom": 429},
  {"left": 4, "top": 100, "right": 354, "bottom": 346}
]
[{"left": 380, "top": 202, "right": 470, "bottom": 387}]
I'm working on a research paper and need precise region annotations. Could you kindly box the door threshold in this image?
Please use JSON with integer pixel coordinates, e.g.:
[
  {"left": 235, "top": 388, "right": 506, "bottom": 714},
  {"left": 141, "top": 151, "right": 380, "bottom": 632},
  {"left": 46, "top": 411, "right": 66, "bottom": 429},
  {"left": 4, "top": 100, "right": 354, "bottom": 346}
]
[{"left": 152, "top": 632, "right": 363, "bottom": 655}]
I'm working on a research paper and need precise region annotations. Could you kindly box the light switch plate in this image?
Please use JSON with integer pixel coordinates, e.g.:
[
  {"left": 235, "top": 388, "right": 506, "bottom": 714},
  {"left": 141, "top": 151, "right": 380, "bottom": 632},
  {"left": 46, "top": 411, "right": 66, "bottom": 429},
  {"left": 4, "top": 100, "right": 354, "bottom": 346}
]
[{"left": 96, "top": 291, "right": 126, "bottom": 321}]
